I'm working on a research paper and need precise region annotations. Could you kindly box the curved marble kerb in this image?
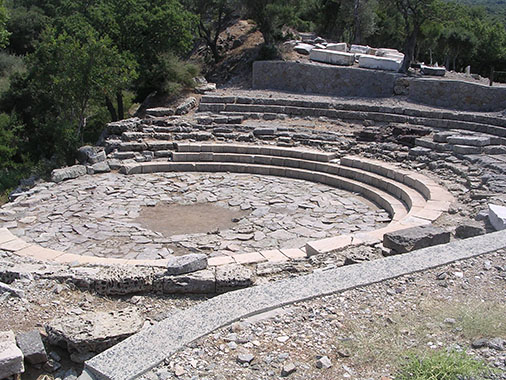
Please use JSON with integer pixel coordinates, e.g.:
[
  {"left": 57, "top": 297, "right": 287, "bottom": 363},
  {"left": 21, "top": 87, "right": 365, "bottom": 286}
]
[{"left": 0, "top": 147, "right": 454, "bottom": 267}]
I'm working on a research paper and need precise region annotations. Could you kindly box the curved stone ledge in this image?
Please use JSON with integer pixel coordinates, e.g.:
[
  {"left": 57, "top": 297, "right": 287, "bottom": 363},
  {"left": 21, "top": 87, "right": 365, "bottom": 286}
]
[
  {"left": 2, "top": 145, "right": 453, "bottom": 268},
  {"left": 80, "top": 230, "right": 506, "bottom": 380}
]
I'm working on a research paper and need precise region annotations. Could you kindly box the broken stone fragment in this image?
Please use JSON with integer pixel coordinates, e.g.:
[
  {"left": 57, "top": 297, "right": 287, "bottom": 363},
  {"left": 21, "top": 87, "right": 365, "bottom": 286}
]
[
  {"left": 16, "top": 330, "right": 47, "bottom": 364},
  {"left": 45, "top": 309, "right": 143, "bottom": 355},
  {"left": 165, "top": 254, "right": 208, "bottom": 275},
  {"left": 0, "top": 331, "right": 24, "bottom": 379},
  {"left": 383, "top": 225, "right": 450, "bottom": 254},
  {"left": 162, "top": 269, "right": 215, "bottom": 294},
  {"left": 489, "top": 204, "right": 506, "bottom": 231},
  {"left": 51, "top": 165, "right": 87, "bottom": 183},
  {"left": 216, "top": 264, "right": 254, "bottom": 293}
]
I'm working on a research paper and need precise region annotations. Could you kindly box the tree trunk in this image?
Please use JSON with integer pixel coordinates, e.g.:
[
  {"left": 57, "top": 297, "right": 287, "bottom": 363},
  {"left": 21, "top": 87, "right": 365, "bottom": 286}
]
[
  {"left": 353, "top": 0, "right": 361, "bottom": 44},
  {"left": 105, "top": 96, "right": 118, "bottom": 122},
  {"left": 400, "top": 29, "right": 417, "bottom": 73},
  {"left": 116, "top": 91, "right": 124, "bottom": 121}
]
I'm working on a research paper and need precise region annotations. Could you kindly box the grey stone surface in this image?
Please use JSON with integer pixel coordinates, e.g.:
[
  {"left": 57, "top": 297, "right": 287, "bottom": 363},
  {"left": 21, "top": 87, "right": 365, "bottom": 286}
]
[
  {"left": 175, "top": 97, "right": 197, "bottom": 115},
  {"left": 455, "top": 222, "right": 486, "bottom": 239},
  {"left": 46, "top": 309, "right": 144, "bottom": 355},
  {"left": 51, "top": 165, "right": 87, "bottom": 183},
  {"left": 294, "top": 43, "right": 314, "bottom": 55},
  {"left": 16, "top": 330, "right": 47, "bottom": 364},
  {"left": 81, "top": 230, "right": 506, "bottom": 380},
  {"left": 0, "top": 331, "right": 24, "bottom": 379},
  {"left": 489, "top": 204, "right": 506, "bottom": 231},
  {"left": 446, "top": 136, "right": 490, "bottom": 147},
  {"left": 146, "top": 108, "right": 174, "bottom": 117},
  {"left": 383, "top": 225, "right": 450, "bottom": 254},
  {"left": 421, "top": 65, "right": 446, "bottom": 76},
  {"left": 166, "top": 254, "right": 208, "bottom": 275},
  {"left": 252, "top": 61, "right": 401, "bottom": 98},
  {"left": 162, "top": 269, "right": 215, "bottom": 294},
  {"left": 215, "top": 264, "right": 254, "bottom": 293},
  {"left": 408, "top": 78, "right": 506, "bottom": 112},
  {"left": 0, "top": 281, "right": 25, "bottom": 298}
]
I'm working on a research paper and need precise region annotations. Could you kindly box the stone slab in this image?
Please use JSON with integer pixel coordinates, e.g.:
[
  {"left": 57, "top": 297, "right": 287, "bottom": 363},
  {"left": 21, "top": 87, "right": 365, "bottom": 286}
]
[
  {"left": 325, "top": 43, "right": 347, "bottom": 52},
  {"left": 0, "top": 228, "right": 16, "bottom": 244},
  {"left": 489, "top": 204, "right": 506, "bottom": 231},
  {"left": 421, "top": 65, "right": 446, "bottom": 76},
  {"left": 309, "top": 49, "right": 355, "bottom": 66},
  {"left": 359, "top": 55, "right": 402, "bottom": 72},
  {"left": 165, "top": 254, "right": 208, "bottom": 275},
  {"left": 446, "top": 136, "right": 490, "bottom": 147},
  {"left": 81, "top": 230, "right": 506, "bottom": 380}
]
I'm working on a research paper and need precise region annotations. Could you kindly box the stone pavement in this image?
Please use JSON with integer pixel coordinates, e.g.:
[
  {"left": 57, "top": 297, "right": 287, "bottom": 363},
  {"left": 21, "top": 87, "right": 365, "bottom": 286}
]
[
  {"left": 80, "top": 229, "right": 506, "bottom": 380},
  {"left": 1, "top": 172, "right": 388, "bottom": 261}
]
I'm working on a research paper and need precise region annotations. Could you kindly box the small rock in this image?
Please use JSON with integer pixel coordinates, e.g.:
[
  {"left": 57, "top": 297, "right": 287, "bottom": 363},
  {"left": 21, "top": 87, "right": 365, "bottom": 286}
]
[
  {"left": 337, "top": 349, "right": 351, "bottom": 358},
  {"left": 316, "top": 355, "right": 332, "bottom": 369},
  {"left": 174, "top": 364, "right": 185, "bottom": 377},
  {"left": 488, "top": 337, "right": 505, "bottom": 351},
  {"left": 444, "top": 318, "right": 456, "bottom": 325},
  {"left": 281, "top": 362, "right": 297, "bottom": 377},
  {"left": 237, "top": 353, "right": 254, "bottom": 364},
  {"left": 471, "top": 338, "right": 489, "bottom": 349},
  {"left": 277, "top": 336, "right": 290, "bottom": 343}
]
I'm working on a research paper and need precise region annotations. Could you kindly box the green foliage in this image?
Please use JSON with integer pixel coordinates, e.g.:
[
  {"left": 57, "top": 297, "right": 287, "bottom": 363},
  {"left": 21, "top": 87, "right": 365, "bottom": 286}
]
[
  {"left": 144, "top": 53, "right": 199, "bottom": 96},
  {"left": 0, "top": 0, "right": 10, "bottom": 48},
  {"left": 396, "top": 350, "right": 492, "bottom": 380},
  {"left": 5, "top": 4, "right": 49, "bottom": 54}
]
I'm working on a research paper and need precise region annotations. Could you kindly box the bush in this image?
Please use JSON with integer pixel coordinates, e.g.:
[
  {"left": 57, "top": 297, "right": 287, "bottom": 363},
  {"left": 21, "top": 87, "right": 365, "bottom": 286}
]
[{"left": 396, "top": 350, "right": 494, "bottom": 380}]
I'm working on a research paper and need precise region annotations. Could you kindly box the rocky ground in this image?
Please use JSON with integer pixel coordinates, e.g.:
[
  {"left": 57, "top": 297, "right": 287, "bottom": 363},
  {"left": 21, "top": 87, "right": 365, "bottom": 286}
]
[{"left": 142, "top": 250, "right": 506, "bottom": 380}]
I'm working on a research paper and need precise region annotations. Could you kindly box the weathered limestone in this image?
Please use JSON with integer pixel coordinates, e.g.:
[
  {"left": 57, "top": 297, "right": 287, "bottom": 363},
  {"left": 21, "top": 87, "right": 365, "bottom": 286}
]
[
  {"left": 51, "top": 165, "right": 87, "bottom": 183},
  {"left": 359, "top": 55, "right": 402, "bottom": 72},
  {"left": 325, "top": 43, "right": 347, "bottom": 52},
  {"left": 165, "top": 254, "right": 208, "bottom": 275},
  {"left": 294, "top": 43, "right": 315, "bottom": 55},
  {"left": 162, "top": 269, "right": 215, "bottom": 294},
  {"left": 446, "top": 136, "right": 491, "bottom": 147},
  {"left": 216, "top": 264, "right": 254, "bottom": 293},
  {"left": 383, "top": 225, "right": 450, "bottom": 254},
  {"left": 489, "top": 204, "right": 506, "bottom": 231},
  {"left": 309, "top": 49, "right": 355, "bottom": 66},
  {"left": 46, "top": 309, "right": 144, "bottom": 356},
  {"left": 146, "top": 107, "right": 175, "bottom": 117},
  {"left": 175, "top": 97, "right": 197, "bottom": 115},
  {"left": 350, "top": 44, "right": 370, "bottom": 54},
  {"left": 16, "top": 330, "right": 47, "bottom": 365},
  {"left": 0, "top": 331, "right": 24, "bottom": 379},
  {"left": 421, "top": 65, "right": 446, "bottom": 76}
]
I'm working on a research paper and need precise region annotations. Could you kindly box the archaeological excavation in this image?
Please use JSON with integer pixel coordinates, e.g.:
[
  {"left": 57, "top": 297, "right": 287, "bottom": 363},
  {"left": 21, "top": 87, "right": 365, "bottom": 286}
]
[{"left": 1, "top": 21, "right": 505, "bottom": 380}]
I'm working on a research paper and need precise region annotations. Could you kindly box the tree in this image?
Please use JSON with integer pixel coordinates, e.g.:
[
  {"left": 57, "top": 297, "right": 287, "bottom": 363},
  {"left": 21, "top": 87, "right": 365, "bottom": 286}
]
[
  {"left": 0, "top": 0, "right": 10, "bottom": 48},
  {"left": 184, "top": 0, "right": 237, "bottom": 63},
  {"left": 395, "top": 0, "right": 435, "bottom": 72}
]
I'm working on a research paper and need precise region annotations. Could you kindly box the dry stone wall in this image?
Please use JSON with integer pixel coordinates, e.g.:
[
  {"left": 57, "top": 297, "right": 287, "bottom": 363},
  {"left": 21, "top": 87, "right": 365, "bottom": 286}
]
[
  {"left": 252, "top": 61, "right": 506, "bottom": 112},
  {"left": 252, "top": 61, "right": 401, "bottom": 98}
]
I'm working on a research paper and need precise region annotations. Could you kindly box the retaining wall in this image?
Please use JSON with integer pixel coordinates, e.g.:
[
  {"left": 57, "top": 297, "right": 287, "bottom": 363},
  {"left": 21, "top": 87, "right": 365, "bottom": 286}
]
[
  {"left": 252, "top": 61, "right": 506, "bottom": 112},
  {"left": 252, "top": 61, "right": 400, "bottom": 98},
  {"left": 407, "top": 78, "right": 506, "bottom": 112}
]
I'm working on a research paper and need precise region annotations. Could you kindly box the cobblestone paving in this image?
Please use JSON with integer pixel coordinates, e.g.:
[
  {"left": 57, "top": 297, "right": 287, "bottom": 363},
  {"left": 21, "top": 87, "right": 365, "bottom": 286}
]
[{"left": 1, "top": 173, "right": 390, "bottom": 260}]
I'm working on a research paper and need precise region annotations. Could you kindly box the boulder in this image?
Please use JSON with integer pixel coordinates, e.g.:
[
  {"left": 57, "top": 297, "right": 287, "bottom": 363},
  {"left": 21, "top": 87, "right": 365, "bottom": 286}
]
[
  {"left": 309, "top": 49, "right": 355, "bottom": 66},
  {"left": 383, "top": 225, "right": 450, "bottom": 254},
  {"left": 294, "top": 43, "right": 315, "bottom": 55},
  {"left": 45, "top": 309, "right": 144, "bottom": 355},
  {"left": 16, "top": 330, "right": 47, "bottom": 364},
  {"left": 162, "top": 269, "right": 215, "bottom": 294},
  {"left": 489, "top": 204, "right": 506, "bottom": 231},
  {"left": 216, "top": 264, "right": 253, "bottom": 293},
  {"left": 51, "top": 165, "right": 87, "bottom": 183},
  {"left": 165, "top": 254, "right": 208, "bottom": 275},
  {"left": 175, "top": 97, "right": 197, "bottom": 115},
  {"left": 0, "top": 331, "right": 24, "bottom": 379}
]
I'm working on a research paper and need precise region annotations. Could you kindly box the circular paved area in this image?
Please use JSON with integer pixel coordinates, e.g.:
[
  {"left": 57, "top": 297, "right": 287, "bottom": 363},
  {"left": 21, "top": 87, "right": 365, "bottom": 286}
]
[{"left": 5, "top": 172, "right": 390, "bottom": 260}]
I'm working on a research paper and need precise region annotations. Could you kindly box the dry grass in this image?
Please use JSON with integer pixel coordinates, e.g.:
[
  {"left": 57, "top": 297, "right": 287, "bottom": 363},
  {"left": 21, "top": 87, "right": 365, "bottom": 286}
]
[{"left": 338, "top": 299, "right": 506, "bottom": 370}]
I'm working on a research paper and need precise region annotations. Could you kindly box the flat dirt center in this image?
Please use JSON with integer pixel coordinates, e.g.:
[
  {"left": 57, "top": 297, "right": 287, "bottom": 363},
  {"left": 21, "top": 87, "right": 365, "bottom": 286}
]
[{"left": 137, "top": 203, "right": 248, "bottom": 236}]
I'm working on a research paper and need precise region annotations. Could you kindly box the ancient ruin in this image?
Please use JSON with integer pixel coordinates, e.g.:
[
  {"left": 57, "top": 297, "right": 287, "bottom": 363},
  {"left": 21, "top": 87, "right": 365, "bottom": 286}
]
[{"left": 1, "top": 47, "right": 505, "bottom": 380}]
